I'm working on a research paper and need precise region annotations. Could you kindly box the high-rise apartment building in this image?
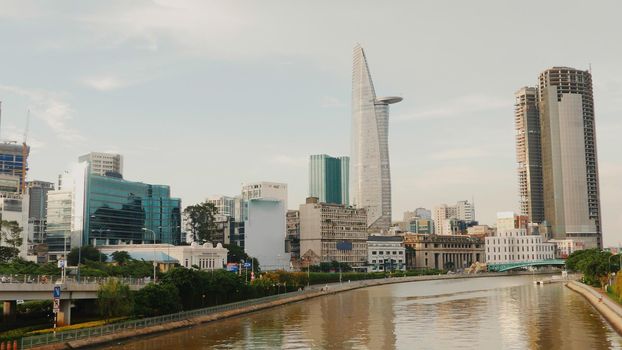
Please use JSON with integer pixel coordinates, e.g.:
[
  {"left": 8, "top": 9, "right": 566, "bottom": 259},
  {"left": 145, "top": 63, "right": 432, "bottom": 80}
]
[
  {"left": 456, "top": 200, "right": 475, "bottom": 222},
  {"left": 309, "top": 154, "right": 349, "bottom": 205},
  {"left": 515, "top": 87, "right": 545, "bottom": 224},
  {"left": 78, "top": 152, "right": 123, "bottom": 177},
  {"left": 350, "top": 44, "right": 402, "bottom": 232},
  {"left": 516, "top": 67, "right": 601, "bottom": 248}
]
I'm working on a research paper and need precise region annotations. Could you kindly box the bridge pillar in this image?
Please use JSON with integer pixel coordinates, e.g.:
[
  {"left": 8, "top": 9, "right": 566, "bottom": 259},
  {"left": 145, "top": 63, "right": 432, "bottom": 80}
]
[
  {"left": 2, "top": 301, "right": 16, "bottom": 323},
  {"left": 56, "top": 300, "right": 72, "bottom": 326}
]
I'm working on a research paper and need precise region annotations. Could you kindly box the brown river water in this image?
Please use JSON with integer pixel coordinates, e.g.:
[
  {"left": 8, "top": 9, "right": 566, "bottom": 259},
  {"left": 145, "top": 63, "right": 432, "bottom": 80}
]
[{"left": 97, "top": 275, "right": 622, "bottom": 349}]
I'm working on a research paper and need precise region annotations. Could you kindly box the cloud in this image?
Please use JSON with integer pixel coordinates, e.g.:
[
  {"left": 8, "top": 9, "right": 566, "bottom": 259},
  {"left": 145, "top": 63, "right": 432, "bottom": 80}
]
[
  {"left": 395, "top": 94, "right": 510, "bottom": 121},
  {"left": 320, "top": 96, "right": 346, "bottom": 108},
  {"left": 270, "top": 155, "right": 307, "bottom": 168},
  {"left": 429, "top": 146, "right": 494, "bottom": 161},
  {"left": 81, "top": 76, "right": 128, "bottom": 91},
  {"left": 0, "top": 85, "right": 84, "bottom": 143}
]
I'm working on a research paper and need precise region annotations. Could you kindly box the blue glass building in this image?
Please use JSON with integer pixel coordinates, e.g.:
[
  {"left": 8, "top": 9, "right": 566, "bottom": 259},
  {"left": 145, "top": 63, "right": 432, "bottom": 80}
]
[
  {"left": 85, "top": 174, "right": 182, "bottom": 246},
  {"left": 309, "top": 154, "right": 349, "bottom": 205},
  {"left": 0, "top": 142, "right": 29, "bottom": 193}
]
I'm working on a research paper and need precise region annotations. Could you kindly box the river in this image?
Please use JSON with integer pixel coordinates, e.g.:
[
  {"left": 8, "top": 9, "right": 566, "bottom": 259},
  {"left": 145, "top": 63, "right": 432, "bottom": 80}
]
[{"left": 98, "top": 275, "right": 622, "bottom": 349}]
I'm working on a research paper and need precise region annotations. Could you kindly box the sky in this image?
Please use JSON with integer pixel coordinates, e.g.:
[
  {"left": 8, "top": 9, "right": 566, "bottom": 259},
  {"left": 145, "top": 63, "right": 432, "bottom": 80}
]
[{"left": 1, "top": 1, "right": 621, "bottom": 245}]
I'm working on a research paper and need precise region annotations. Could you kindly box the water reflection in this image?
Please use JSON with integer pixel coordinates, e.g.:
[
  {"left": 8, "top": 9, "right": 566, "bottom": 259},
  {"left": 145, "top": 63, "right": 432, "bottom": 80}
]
[{"left": 101, "top": 276, "right": 622, "bottom": 350}]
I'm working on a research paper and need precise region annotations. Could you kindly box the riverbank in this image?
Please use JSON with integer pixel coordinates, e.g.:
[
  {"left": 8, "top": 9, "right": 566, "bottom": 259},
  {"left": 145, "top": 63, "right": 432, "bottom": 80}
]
[
  {"left": 566, "top": 280, "right": 622, "bottom": 335},
  {"left": 24, "top": 271, "right": 559, "bottom": 350}
]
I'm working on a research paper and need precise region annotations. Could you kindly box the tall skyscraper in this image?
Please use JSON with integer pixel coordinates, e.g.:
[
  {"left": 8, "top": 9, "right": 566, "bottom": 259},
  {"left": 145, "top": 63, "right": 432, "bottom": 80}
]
[
  {"left": 350, "top": 44, "right": 402, "bottom": 231},
  {"left": 78, "top": 152, "right": 123, "bottom": 177},
  {"left": 308, "top": 154, "right": 349, "bottom": 205},
  {"left": 27, "top": 181, "right": 55, "bottom": 250},
  {"left": 538, "top": 67, "right": 601, "bottom": 248},
  {"left": 515, "top": 87, "right": 545, "bottom": 224}
]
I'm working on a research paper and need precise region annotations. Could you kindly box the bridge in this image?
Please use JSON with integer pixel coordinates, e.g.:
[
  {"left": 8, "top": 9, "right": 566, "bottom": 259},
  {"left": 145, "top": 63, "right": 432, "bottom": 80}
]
[
  {"left": 0, "top": 277, "right": 148, "bottom": 326},
  {"left": 487, "top": 259, "right": 566, "bottom": 272}
]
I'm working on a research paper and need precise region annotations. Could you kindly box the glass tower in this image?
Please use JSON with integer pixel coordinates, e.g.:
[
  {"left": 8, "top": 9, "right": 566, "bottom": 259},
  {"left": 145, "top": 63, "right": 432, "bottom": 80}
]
[
  {"left": 308, "top": 154, "right": 349, "bottom": 205},
  {"left": 350, "top": 44, "right": 401, "bottom": 231}
]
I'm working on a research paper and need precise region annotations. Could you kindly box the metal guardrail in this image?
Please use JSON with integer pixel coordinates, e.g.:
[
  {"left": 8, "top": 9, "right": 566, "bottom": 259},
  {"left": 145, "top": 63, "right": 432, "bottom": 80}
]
[
  {"left": 19, "top": 271, "right": 562, "bottom": 349},
  {"left": 0, "top": 275, "right": 150, "bottom": 286},
  {"left": 20, "top": 290, "right": 305, "bottom": 349}
]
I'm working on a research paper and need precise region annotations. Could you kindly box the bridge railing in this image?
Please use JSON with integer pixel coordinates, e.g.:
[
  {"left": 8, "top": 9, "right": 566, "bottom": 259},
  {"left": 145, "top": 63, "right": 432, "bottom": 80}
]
[
  {"left": 0, "top": 274, "right": 151, "bottom": 286},
  {"left": 20, "top": 290, "right": 306, "bottom": 349}
]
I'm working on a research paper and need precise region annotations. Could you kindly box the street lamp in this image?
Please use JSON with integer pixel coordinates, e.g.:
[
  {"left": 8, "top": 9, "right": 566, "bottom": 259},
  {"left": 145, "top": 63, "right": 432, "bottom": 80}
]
[{"left": 142, "top": 228, "right": 158, "bottom": 283}]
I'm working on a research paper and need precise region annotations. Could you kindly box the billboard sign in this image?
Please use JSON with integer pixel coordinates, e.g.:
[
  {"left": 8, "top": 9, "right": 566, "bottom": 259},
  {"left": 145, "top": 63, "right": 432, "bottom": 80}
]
[
  {"left": 226, "top": 263, "right": 239, "bottom": 272},
  {"left": 336, "top": 241, "right": 353, "bottom": 251}
]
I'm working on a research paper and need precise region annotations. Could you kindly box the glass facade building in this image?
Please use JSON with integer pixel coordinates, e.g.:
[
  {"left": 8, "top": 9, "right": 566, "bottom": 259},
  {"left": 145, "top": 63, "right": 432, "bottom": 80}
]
[
  {"left": 86, "top": 174, "right": 182, "bottom": 246},
  {"left": 308, "top": 154, "right": 349, "bottom": 205},
  {"left": 0, "top": 142, "right": 29, "bottom": 193},
  {"left": 45, "top": 164, "right": 182, "bottom": 259},
  {"left": 351, "top": 44, "right": 401, "bottom": 231}
]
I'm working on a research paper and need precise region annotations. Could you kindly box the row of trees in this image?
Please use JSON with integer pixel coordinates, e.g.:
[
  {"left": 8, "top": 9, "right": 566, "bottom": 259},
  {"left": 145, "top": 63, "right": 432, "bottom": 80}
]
[{"left": 566, "top": 249, "right": 620, "bottom": 287}]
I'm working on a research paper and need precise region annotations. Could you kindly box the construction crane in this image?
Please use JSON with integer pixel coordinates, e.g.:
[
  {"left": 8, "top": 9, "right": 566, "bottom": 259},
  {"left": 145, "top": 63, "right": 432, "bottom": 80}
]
[{"left": 21, "top": 110, "right": 30, "bottom": 194}]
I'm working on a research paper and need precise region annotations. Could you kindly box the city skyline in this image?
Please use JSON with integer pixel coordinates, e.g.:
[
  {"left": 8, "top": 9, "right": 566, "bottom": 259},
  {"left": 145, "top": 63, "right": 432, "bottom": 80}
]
[{"left": 1, "top": 1, "right": 621, "bottom": 245}]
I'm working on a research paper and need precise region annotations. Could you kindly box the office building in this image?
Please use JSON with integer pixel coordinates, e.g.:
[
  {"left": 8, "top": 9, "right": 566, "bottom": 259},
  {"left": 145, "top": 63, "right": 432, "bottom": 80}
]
[
  {"left": 549, "top": 239, "right": 585, "bottom": 259},
  {"left": 434, "top": 201, "right": 476, "bottom": 235},
  {"left": 538, "top": 67, "right": 601, "bottom": 248},
  {"left": 515, "top": 87, "right": 545, "bottom": 224},
  {"left": 207, "top": 195, "right": 236, "bottom": 218},
  {"left": 367, "top": 236, "right": 405, "bottom": 272},
  {"left": 403, "top": 234, "right": 484, "bottom": 270},
  {"left": 242, "top": 181, "right": 289, "bottom": 270},
  {"left": 485, "top": 229, "right": 555, "bottom": 265},
  {"left": 45, "top": 163, "right": 182, "bottom": 260},
  {"left": 0, "top": 142, "right": 29, "bottom": 193},
  {"left": 299, "top": 197, "right": 368, "bottom": 269},
  {"left": 350, "top": 44, "right": 402, "bottom": 232},
  {"left": 26, "top": 181, "right": 54, "bottom": 260},
  {"left": 309, "top": 154, "right": 349, "bottom": 205},
  {"left": 409, "top": 218, "right": 434, "bottom": 234},
  {"left": 78, "top": 152, "right": 123, "bottom": 177}
]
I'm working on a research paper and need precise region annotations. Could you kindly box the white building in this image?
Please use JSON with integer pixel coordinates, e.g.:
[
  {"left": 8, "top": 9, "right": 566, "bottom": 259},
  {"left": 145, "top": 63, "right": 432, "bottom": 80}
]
[
  {"left": 367, "top": 236, "right": 405, "bottom": 272},
  {"left": 78, "top": 152, "right": 123, "bottom": 177},
  {"left": 99, "top": 242, "right": 228, "bottom": 271},
  {"left": 434, "top": 200, "right": 475, "bottom": 235},
  {"left": 549, "top": 239, "right": 585, "bottom": 259},
  {"left": 0, "top": 192, "right": 30, "bottom": 258},
  {"left": 242, "top": 181, "right": 289, "bottom": 270},
  {"left": 485, "top": 229, "right": 555, "bottom": 264}
]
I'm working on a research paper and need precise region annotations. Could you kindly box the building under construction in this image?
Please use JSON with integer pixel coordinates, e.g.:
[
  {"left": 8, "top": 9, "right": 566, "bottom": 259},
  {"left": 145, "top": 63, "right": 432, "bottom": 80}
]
[{"left": 0, "top": 142, "right": 29, "bottom": 194}]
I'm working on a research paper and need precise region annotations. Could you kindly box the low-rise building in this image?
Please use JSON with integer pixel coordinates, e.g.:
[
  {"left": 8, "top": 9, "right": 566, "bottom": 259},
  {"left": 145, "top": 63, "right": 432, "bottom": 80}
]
[
  {"left": 99, "top": 242, "right": 228, "bottom": 271},
  {"left": 367, "top": 236, "right": 405, "bottom": 272},
  {"left": 485, "top": 229, "right": 555, "bottom": 264},
  {"left": 549, "top": 239, "right": 585, "bottom": 259},
  {"left": 467, "top": 225, "right": 495, "bottom": 238},
  {"left": 299, "top": 197, "right": 367, "bottom": 269},
  {"left": 403, "top": 234, "right": 484, "bottom": 270}
]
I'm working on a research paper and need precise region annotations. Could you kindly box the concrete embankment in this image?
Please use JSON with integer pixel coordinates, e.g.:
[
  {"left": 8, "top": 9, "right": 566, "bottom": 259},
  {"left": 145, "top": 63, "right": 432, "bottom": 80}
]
[
  {"left": 566, "top": 281, "right": 622, "bottom": 335},
  {"left": 32, "top": 271, "right": 555, "bottom": 350}
]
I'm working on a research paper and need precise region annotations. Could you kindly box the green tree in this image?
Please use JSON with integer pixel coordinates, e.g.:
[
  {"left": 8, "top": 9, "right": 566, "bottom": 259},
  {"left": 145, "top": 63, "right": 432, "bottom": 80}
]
[
  {"left": 111, "top": 251, "right": 132, "bottom": 265},
  {"left": 0, "top": 220, "right": 23, "bottom": 249},
  {"left": 67, "top": 245, "right": 106, "bottom": 265},
  {"left": 134, "top": 283, "right": 181, "bottom": 316},
  {"left": 97, "top": 278, "right": 134, "bottom": 320},
  {"left": 0, "top": 246, "right": 20, "bottom": 263},
  {"left": 183, "top": 202, "right": 218, "bottom": 243}
]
